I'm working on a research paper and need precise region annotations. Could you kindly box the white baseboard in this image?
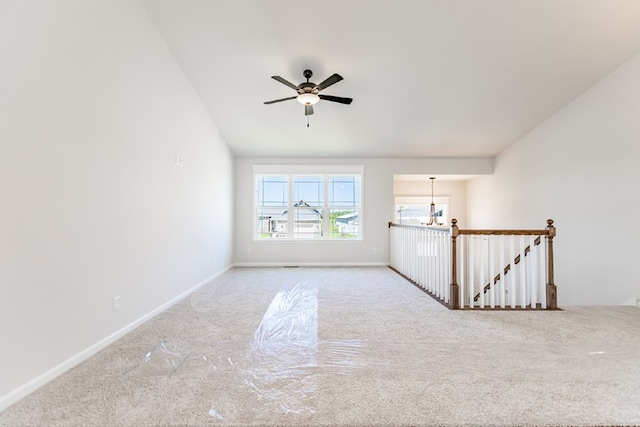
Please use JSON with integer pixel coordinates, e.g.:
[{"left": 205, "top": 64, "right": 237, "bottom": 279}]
[
  {"left": 0, "top": 266, "right": 231, "bottom": 412},
  {"left": 233, "top": 262, "right": 390, "bottom": 267}
]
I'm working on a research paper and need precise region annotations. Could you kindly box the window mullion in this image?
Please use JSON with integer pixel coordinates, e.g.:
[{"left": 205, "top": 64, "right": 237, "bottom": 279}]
[
  {"left": 323, "top": 175, "right": 330, "bottom": 239},
  {"left": 288, "top": 175, "right": 294, "bottom": 239}
]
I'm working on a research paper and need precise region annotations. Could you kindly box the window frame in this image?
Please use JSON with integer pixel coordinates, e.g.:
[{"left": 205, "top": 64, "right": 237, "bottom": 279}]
[{"left": 253, "top": 165, "right": 364, "bottom": 241}]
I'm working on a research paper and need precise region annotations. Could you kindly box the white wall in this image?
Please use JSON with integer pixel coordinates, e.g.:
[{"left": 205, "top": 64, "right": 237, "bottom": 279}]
[
  {"left": 467, "top": 50, "right": 640, "bottom": 306},
  {"left": 0, "top": 1, "right": 234, "bottom": 408},
  {"left": 234, "top": 157, "right": 492, "bottom": 265}
]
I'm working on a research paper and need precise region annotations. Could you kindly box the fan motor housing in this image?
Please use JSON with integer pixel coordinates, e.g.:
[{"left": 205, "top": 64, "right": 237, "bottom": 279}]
[{"left": 298, "top": 82, "right": 317, "bottom": 94}]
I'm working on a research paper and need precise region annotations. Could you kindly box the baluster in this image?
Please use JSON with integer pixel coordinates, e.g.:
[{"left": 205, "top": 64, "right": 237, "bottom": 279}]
[
  {"left": 437, "top": 233, "right": 446, "bottom": 301},
  {"left": 403, "top": 227, "right": 408, "bottom": 276},
  {"left": 435, "top": 230, "right": 440, "bottom": 296},
  {"left": 406, "top": 227, "right": 410, "bottom": 276},
  {"left": 433, "top": 231, "right": 442, "bottom": 299},
  {"left": 401, "top": 227, "right": 405, "bottom": 274},
  {"left": 396, "top": 227, "right": 400, "bottom": 270},
  {"left": 392, "top": 227, "right": 396, "bottom": 269},
  {"left": 499, "top": 235, "right": 505, "bottom": 308},
  {"left": 417, "top": 228, "right": 422, "bottom": 288},
  {"left": 469, "top": 235, "right": 475, "bottom": 308},
  {"left": 529, "top": 235, "right": 537, "bottom": 308},
  {"left": 444, "top": 231, "right": 449, "bottom": 302},
  {"left": 397, "top": 227, "right": 401, "bottom": 272},
  {"left": 488, "top": 235, "right": 495, "bottom": 308},
  {"left": 431, "top": 231, "right": 436, "bottom": 296},
  {"left": 390, "top": 227, "right": 394, "bottom": 268},
  {"left": 478, "top": 237, "right": 487, "bottom": 308},
  {"left": 433, "top": 232, "right": 442, "bottom": 297},
  {"left": 539, "top": 234, "right": 546, "bottom": 308},
  {"left": 410, "top": 228, "right": 415, "bottom": 280},
  {"left": 422, "top": 229, "right": 427, "bottom": 289},
  {"left": 396, "top": 227, "right": 400, "bottom": 271},
  {"left": 444, "top": 232, "right": 448, "bottom": 300},
  {"left": 509, "top": 235, "right": 515, "bottom": 308},
  {"left": 416, "top": 228, "right": 419, "bottom": 284},
  {"left": 426, "top": 230, "right": 433, "bottom": 292},
  {"left": 519, "top": 235, "right": 526, "bottom": 308},
  {"left": 459, "top": 232, "right": 465, "bottom": 307},
  {"left": 423, "top": 229, "right": 428, "bottom": 289},
  {"left": 436, "top": 230, "right": 441, "bottom": 297},
  {"left": 424, "top": 229, "right": 429, "bottom": 290},
  {"left": 427, "top": 228, "right": 432, "bottom": 290}
]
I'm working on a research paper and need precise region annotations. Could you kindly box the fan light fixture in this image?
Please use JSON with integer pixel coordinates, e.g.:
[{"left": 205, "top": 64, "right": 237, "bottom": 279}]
[{"left": 297, "top": 93, "right": 320, "bottom": 105}]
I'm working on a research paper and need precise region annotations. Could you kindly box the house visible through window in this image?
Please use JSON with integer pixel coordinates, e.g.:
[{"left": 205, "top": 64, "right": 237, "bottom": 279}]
[
  {"left": 255, "top": 169, "right": 362, "bottom": 240},
  {"left": 394, "top": 196, "right": 449, "bottom": 226}
]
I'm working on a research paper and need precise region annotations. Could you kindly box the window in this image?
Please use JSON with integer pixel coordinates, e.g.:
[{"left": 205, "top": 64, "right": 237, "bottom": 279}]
[
  {"left": 255, "top": 166, "right": 362, "bottom": 240},
  {"left": 394, "top": 196, "right": 449, "bottom": 226}
]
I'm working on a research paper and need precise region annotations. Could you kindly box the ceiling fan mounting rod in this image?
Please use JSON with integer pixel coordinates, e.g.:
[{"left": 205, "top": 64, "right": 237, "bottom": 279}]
[{"left": 303, "top": 69, "right": 313, "bottom": 81}]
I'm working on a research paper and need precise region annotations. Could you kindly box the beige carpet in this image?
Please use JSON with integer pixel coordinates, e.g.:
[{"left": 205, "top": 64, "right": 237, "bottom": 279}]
[{"left": 1, "top": 266, "right": 639, "bottom": 426}]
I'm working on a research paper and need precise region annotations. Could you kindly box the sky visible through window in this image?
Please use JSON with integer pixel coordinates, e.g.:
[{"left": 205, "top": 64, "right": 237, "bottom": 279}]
[
  {"left": 329, "top": 176, "right": 359, "bottom": 207},
  {"left": 294, "top": 177, "right": 323, "bottom": 206},
  {"left": 258, "top": 176, "right": 287, "bottom": 207},
  {"left": 258, "top": 176, "right": 359, "bottom": 207}
]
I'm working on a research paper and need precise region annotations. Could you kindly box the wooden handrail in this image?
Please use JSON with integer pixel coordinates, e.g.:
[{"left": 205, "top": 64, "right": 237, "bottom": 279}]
[
  {"left": 388, "top": 222, "right": 450, "bottom": 232},
  {"left": 458, "top": 229, "right": 551, "bottom": 236}
]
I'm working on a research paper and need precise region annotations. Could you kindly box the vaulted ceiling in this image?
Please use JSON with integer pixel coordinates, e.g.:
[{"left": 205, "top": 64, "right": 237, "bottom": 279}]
[{"left": 142, "top": 0, "right": 640, "bottom": 158}]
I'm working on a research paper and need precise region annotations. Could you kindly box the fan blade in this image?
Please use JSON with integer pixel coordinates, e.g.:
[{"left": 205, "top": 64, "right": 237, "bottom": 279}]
[
  {"left": 264, "top": 96, "right": 297, "bottom": 105},
  {"left": 318, "top": 94, "right": 353, "bottom": 105},
  {"left": 271, "top": 76, "right": 299, "bottom": 91},
  {"left": 316, "top": 73, "right": 343, "bottom": 91},
  {"left": 305, "top": 104, "right": 314, "bottom": 116}
]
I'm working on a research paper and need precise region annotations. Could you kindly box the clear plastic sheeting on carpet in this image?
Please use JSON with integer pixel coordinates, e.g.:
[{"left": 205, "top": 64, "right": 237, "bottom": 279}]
[
  {"left": 209, "top": 281, "right": 320, "bottom": 418},
  {"left": 121, "top": 282, "right": 371, "bottom": 421},
  {"left": 122, "top": 341, "right": 191, "bottom": 379}
]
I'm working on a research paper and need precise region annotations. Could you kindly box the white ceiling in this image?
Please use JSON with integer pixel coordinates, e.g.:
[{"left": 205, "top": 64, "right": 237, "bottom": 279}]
[{"left": 142, "top": 0, "right": 640, "bottom": 158}]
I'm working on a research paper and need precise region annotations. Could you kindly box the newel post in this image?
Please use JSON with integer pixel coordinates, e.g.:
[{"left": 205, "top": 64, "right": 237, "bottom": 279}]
[
  {"left": 449, "top": 219, "right": 460, "bottom": 309},
  {"left": 546, "top": 219, "right": 558, "bottom": 309}
]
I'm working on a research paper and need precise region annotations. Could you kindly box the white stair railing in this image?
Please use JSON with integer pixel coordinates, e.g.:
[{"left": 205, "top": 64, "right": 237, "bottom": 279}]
[
  {"left": 389, "top": 223, "right": 451, "bottom": 305},
  {"left": 389, "top": 219, "right": 557, "bottom": 310}
]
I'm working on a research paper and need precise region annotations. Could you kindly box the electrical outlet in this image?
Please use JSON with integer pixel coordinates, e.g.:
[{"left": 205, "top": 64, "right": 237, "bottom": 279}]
[
  {"left": 210, "top": 257, "right": 215, "bottom": 265},
  {"left": 247, "top": 247, "right": 252, "bottom": 255},
  {"left": 372, "top": 247, "right": 378, "bottom": 255},
  {"left": 113, "top": 296, "right": 121, "bottom": 312},
  {"left": 636, "top": 298, "right": 640, "bottom": 308}
]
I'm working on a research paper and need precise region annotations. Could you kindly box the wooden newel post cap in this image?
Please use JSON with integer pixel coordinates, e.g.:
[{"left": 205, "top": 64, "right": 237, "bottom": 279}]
[
  {"left": 451, "top": 219, "right": 457, "bottom": 226},
  {"left": 546, "top": 219, "right": 556, "bottom": 237}
]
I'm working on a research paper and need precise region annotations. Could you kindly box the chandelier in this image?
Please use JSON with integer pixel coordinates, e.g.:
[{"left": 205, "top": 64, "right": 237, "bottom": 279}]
[{"left": 426, "top": 177, "right": 443, "bottom": 226}]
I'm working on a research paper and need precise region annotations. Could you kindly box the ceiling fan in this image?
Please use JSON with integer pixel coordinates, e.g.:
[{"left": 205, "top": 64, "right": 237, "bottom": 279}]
[{"left": 264, "top": 69, "right": 353, "bottom": 118}]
